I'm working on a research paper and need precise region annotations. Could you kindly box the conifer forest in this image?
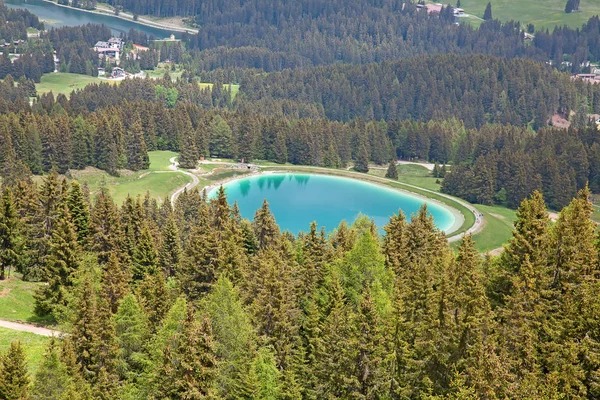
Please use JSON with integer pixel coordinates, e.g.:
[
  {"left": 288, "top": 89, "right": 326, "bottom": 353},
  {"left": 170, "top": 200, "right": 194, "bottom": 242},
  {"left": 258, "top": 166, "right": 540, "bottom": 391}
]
[{"left": 3, "top": 0, "right": 600, "bottom": 399}]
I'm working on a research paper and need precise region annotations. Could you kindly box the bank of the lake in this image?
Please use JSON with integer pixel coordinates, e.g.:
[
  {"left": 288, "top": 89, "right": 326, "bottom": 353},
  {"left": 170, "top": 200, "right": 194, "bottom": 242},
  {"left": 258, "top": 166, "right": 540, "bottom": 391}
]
[
  {"left": 207, "top": 171, "right": 467, "bottom": 236},
  {"left": 4, "top": 0, "right": 181, "bottom": 37}
]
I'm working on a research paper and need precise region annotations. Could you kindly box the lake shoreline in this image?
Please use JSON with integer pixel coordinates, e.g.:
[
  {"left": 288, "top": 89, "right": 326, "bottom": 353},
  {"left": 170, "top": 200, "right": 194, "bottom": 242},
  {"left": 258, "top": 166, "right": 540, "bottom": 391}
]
[
  {"left": 37, "top": 0, "right": 197, "bottom": 35},
  {"left": 205, "top": 169, "right": 467, "bottom": 237}
]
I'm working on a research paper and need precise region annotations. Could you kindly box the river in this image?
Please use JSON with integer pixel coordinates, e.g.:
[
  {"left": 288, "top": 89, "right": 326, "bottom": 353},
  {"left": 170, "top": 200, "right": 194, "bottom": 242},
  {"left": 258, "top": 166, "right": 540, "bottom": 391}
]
[{"left": 4, "top": 0, "right": 179, "bottom": 38}]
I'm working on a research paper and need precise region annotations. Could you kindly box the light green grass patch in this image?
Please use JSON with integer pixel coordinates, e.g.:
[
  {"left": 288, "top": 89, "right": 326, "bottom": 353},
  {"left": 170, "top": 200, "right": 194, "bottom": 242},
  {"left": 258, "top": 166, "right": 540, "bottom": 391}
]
[
  {"left": 148, "top": 150, "right": 178, "bottom": 171},
  {"left": 468, "top": 205, "right": 517, "bottom": 253},
  {"left": 0, "top": 276, "right": 53, "bottom": 325},
  {"left": 36, "top": 73, "right": 120, "bottom": 97},
  {"left": 369, "top": 164, "right": 442, "bottom": 191},
  {"left": 71, "top": 168, "right": 192, "bottom": 205},
  {"left": 0, "top": 327, "right": 51, "bottom": 376},
  {"left": 456, "top": 0, "right": 600, "bottom": 30}
]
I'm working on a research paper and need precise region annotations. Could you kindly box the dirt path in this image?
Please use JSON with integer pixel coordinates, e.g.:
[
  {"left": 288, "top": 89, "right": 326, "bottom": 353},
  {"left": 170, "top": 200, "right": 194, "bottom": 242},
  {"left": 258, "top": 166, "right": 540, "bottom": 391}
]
[
  {"left": 0, "top": 319, "right": 61, "bottom": 337},
  {"left": 168, "top": 157, "right": 201, "bottom": 205},
  {"left": 396, "top": 160, "right": 436, "bottom": 171}
]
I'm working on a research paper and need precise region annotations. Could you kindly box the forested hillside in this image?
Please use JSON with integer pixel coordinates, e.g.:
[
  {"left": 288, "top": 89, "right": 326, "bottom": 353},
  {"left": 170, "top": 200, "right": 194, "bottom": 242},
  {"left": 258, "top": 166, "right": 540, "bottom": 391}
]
[
  {"left": 1, "top": 171, "right": 600, "bottom": 398},
  {"left": 237, "top": 54, "right": 593, "bottom": 126}
]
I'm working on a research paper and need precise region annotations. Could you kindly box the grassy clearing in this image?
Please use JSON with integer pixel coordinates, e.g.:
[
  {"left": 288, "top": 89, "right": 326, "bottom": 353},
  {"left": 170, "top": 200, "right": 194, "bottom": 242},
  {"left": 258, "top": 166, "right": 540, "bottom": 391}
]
[
  {"left": 0, "top": 275, "right": 53, "bottom": 325},
  {"left": 369, "top": 164, "right": 442, "bottom": 191},
  {"left": 70, "top": 150, "right": 192, "bottom": 205},
  {"left": 0, "top": 327, "right": 51, "bottom": 376},
  {"left": 36, "top": 73, "right": 119, "bottom": 97},
  {"left": 456, "top": 0, "right": 600, "bottom": 29},
  {"left": 465, "top": 205, "right": 516, "bottom": 253},
  {"left": 206, "top": 168, "right": 253, "bottom": 181}
]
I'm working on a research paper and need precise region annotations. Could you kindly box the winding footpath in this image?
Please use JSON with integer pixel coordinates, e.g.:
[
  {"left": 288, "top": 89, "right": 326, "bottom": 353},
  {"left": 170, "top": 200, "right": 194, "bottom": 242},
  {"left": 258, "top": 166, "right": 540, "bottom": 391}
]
[
  {"left": 168, "top": 157, "right": 201, "bottom": 205},
  {"left": 0, "top": 320, "right": 60, "bottom": 337}
]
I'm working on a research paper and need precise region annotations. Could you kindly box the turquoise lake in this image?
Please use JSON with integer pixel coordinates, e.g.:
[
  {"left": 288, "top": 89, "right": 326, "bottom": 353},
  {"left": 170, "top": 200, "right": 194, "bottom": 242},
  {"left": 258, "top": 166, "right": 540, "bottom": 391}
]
[
  {"left": 5, "top": 0, "right": 179, "bottom": 38},
  {"left": 210, "top": 173, "right": 458, "bottom": 234}
]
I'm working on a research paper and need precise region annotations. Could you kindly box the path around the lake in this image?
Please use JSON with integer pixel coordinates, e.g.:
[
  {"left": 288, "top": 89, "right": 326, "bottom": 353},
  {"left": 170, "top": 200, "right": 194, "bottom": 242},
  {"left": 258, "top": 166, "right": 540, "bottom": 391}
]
[
  {"left": 40, "top": 0, "right": 198, "bottom": 34},
  {"left": 0, "top": 319, "right": 60, "bottom": 337},
  {"left": 168, "top": 157, "right": 201, "bottom": 204}
]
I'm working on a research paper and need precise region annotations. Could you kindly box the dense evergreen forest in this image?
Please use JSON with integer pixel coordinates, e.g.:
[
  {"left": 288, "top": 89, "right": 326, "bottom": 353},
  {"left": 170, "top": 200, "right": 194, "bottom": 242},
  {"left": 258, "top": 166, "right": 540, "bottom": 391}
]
[
  {"left": 2, "top": 171, "right": 600, "bottom": 398},
  {"left": 2, "top": 71, "right": 600, "bottom": 209}
]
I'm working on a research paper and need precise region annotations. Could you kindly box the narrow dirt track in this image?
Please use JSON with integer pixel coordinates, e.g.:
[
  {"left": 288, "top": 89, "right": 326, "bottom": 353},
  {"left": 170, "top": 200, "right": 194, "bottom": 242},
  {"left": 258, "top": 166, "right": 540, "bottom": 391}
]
[{"left": 0, "top": 319, "right": 61, "bottom": 337}]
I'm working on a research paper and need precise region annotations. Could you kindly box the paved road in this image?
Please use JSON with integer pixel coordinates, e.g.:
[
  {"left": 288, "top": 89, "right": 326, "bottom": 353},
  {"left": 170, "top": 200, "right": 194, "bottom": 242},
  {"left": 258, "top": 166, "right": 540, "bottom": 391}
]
[
  {"left": 0, "top": 320, "right": 61, "bottom": 337},
  {"left": 169, "top": 157, "right": 201, "bottom": 205}
]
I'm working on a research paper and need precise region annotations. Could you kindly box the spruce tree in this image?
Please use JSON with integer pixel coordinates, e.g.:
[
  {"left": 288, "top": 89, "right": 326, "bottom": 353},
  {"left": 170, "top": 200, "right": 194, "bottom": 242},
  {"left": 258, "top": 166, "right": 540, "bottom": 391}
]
[
  {"left": 159, "top": 215, "right": 182, "bottom": 277},
  {"left": 354, "top": 143, "right": 370, "bottom": 173},
  {"left": 209, "top": 115, "right": 233, "bottom": 158},
  {"left": 34, "top": 205, "right": 80, "bottom": 318},
  {"left": 67, "top": 181, "right": 90, "bottom": 245},
  {"left": 483, "top": 2, "right": 493, "bottom": 20},
  {"left": 355, "top": 287, "right": 386, "bottom": 398},
  {"left": 100, "top": 252, "right": 131, "bottom": 314},
  {"left": 31, "top": 338, "right": 74, "bottom": 400},
  {"left": 252, "top": 200, "right": 280, "bottom": 250},
  {"left": 126, "top": 116, "right": 149, "bottom": 171},
  {"left": 202, "top": 276, "right": 257, "bottom": 398},
  {"left": 132, "top": 223, "right": 158, "bottom": 281},
  {"left": 0, "top": 188, "right": 20, "bottom": 280},
  {"left": 113, "top": 293, "right": 149, "bottom": 379},
  {"left": 316, "top": 273, "right": 358, "bottom": 397},
  {"left": 385, "top": 160, "right": 398, "bottom": 180},
  {"left": 0, "top": 341, "right": 29, "bottom": 400},
  {"left": 155, "top": 308, "right": 218, "bottom": 399},
  {"left": 178, "top": 131, "right": 199, "bottom": 169}
]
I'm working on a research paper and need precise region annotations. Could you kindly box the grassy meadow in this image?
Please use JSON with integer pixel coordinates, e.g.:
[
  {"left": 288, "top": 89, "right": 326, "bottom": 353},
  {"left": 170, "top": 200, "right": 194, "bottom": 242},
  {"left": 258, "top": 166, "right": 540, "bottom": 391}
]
[
  {"left": 0, "top": 328, "right": 51, "bottom": 376},
  {"left": 368, "top": 163, "right": 517, "bottom": 252},
  {"left": 70, "top": 151, "right": 193, "bottom": 205},
  {"left": 0, "top": 275, "right": 53, "bottom": 325},
  {"left": 35, "top": 73, "right": 119, "bottom": 97},
  {"left": 456, "top": 0, "right": 600, "bottom": 29}
]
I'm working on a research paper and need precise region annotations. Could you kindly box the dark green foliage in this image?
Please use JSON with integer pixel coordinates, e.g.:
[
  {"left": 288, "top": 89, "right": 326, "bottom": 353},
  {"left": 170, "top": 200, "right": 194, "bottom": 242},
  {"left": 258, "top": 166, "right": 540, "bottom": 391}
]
[
  {"left": 385, "top": 160, "right": 398, "bottom": 180},
  {"left": 0, "top": 341, "right": 29, "bottom": 400},
  {"left": 483, "top": 2, "right": 493, "bottom": 20},
  {"left": 0, "top": 189, "right": 20, "bottom": 280}
]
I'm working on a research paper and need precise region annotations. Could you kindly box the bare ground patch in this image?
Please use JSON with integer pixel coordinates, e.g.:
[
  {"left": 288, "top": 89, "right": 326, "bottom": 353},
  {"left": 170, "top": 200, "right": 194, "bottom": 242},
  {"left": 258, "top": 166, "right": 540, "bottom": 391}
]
[{"left": 0, "top": 288, "right": 10, "bottom": 298}]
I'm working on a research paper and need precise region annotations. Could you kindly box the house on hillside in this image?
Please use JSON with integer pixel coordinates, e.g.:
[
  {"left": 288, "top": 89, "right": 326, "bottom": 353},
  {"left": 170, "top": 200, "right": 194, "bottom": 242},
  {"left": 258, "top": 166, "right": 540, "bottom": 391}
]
[{"left": 129, "top": 43, "right": 149, "bottom": 60}]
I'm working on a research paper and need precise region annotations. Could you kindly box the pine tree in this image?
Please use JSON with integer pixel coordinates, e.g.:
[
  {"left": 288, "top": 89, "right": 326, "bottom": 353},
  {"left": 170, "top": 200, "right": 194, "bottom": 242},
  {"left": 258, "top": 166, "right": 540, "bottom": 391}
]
[
  {"left": 483, "top": 2, "right": 493, "bottom": 20},
  {"left": 90, "top": 189, "right": 121, "bottom": 264},
  {"left": 155, "top": 308, "right": 218, "bottom": 399},
  {"left": 100, "top": 252, "right": 131, "bottom": 314},
  {"left": 159, "top": 215, "right": 182, "bottom": 277},
  {"left": 126, "top": 116, "right": 149, "bottom": 171},
  {"left": 355, "top": 287, "right": 386, "bottom": 398},
  {"left": 202, "top": 276, "right": 257, "bottom": 398},
  {"left": 354, "top": 143, "right": 370, "bottom": 173},
  {"left": 67, "top": 181, "right": 90, "bottom": 245},
  {"left": 179, "top": 130, "right": 199, "bottom": 169},
  {"left": 316, "top": 273, "right": 358, "bottom": 398},
  {"left": 209, "top": 115, "right": 233, "bottom": 158},
  {"left": 385, "top": 160, "right": 398, "bottom": 180},
  {"left": 34, "top": 205, "right": 80, "bottom": 318},
  {"left": 113, "top": 293, "right": 149, "bottom": 379},
  {"left": 0, "top": 188, "right": 20, "bottom": 280},
  {"left": 31, "top": 338, "right": 74, "bottom": 400},
  {"left": 252, "top": 200, "right": 280, "bottom": 250},
  {"left": 71, "top": 276, "right": 99, "bottom": 382},
  {"left": 132, "top": 223, "right": 158, "bottom": 281},
  {"left": 136, "top": 271, "right": 172, "bottom": 333},
  {"left": 0, "top": 341, "right": 29, "bottom": 400}
]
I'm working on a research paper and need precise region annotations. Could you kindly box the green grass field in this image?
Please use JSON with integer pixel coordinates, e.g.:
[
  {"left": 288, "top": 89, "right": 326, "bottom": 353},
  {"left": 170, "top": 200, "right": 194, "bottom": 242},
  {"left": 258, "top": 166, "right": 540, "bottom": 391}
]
[
  {"left": 457, "top": 0, "right": 600, "bottom": 29},
  {"left": 0, "top": 328, "right": 51, "bottom": 376},
  {"left": 0, "top": 275, "right": 53, "bottom": 325},
  {"left": 145, "top": 66, "right": 240, "bottom": 98},
  {"left": 36, "top": 73, "right": 119, "bottom": 97},
  {"left": 70, "top": 151, "right": 192, "bottom": 205}
]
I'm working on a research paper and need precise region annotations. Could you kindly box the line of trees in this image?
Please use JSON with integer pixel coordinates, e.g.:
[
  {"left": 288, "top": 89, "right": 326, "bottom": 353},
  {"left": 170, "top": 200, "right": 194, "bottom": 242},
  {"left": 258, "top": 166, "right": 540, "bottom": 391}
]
[{"left": 1, "top": 172, "right": 600, "bottom": 398}]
